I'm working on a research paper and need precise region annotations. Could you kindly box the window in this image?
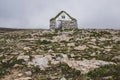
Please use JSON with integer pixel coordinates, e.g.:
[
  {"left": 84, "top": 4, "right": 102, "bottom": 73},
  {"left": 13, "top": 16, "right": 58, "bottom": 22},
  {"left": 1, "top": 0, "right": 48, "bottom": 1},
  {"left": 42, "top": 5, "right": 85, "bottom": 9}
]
[{"left": 62, "top": 15, "right": 65, "bottom": 19}]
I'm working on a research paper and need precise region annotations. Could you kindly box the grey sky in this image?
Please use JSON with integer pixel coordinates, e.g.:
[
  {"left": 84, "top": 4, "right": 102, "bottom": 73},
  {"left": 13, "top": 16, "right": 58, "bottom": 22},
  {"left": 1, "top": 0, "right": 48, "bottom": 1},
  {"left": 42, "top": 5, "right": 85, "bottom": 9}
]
[{"left": 0, "top": 0, "right": 120, "bottom": 29}]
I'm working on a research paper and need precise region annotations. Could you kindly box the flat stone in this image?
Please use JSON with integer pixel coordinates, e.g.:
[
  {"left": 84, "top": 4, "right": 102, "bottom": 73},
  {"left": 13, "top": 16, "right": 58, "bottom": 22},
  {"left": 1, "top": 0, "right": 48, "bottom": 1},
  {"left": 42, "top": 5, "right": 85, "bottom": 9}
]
[
  {"left": 23, "top": 47, "right": 31, "bottom": 51},
  {"left": 25, "top": 71, "right": 32, "bottom": 76},
  {"left": 17, "top": 73, "right": 23, "bottom": 77},
  {"left": 74, "top": 45, "right": 87, "bottom": 50},
  {"left": 60, "top": 77, "right": 66, "bottom": 80},
  {"left": 67, "top": 43, "right": 75, "bottom": 47},
  {"left": 112, "top": 55, "right": 120, "bottom": 61},
  {"left": 17, "top": 55, "right": 30, "bottom": 62}
]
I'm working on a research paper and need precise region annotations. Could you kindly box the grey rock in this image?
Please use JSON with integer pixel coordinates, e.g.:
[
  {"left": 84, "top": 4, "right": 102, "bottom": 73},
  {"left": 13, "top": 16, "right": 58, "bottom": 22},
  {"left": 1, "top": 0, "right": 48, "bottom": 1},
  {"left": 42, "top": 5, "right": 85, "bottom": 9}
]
[
  {"left": 25, "top": 71, "right": 32, "bottom": 76},
  {"left": 32, "top": 55, "right": 49, "bottom": 70},
  {"left": 60, "top": 77, "right": 66, "bottom": 80}
]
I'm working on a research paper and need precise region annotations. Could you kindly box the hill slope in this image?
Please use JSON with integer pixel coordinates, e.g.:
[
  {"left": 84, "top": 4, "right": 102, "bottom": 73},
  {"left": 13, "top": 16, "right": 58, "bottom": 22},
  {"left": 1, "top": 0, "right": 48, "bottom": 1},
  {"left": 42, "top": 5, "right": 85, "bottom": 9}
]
[{"left": 0, "top": 29, "right": 120, "bottom": 80}]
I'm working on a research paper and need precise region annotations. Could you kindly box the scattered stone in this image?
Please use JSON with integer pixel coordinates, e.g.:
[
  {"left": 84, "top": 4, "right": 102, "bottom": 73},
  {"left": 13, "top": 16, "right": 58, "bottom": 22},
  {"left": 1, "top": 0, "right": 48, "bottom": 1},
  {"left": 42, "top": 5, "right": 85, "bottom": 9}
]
[
  {"left": 51, "top": 60, "right": 59, "bottom": 65},
  {"left": 74, "top": 45, "right": 87, "bottom": 50},
  {"left": 45, "top": 55, "right": 52, "bottom": 61},
  {"left": 52, "top": 34, "right": 71, "bottom": 42},
  {"left": 14, "top": 77, "right": 32, "bottom": 80},
  {"left": 23, "top": 47, "right": 31, "bottom": 52},
  {"left": 89, "top": 45, "right": 99, "bottom": 48},
  {"left": 99, "top": 38, "right": 106, "bottom": 41},
  {"left": 70, "top": 54, "right": 75, "bottom": 58},
  {"left": 11, "top": 52, "right": 19, "bottom": 55},
  {"left": 17, "top": 73, "right": 23, "bottom": 77},
  {"left": 27, "top": 62, "right": 34, "bottom": 67},
  {"left": 105, "top": 48, "right": 111, "bottom": 51},
  {"left": 91, "top": 38, "right": 96, "bottom": 42},
  {"left": 67, "top": 60, "right": 115, "bottom": 74},
  {"left": 67, "top": 43, "right": 75, "bottom": 47},
  {"left": 60, "top": 77, "right": 66, "bottom": 80},
  {"left": 112, "top": 55, "right": 120, "bottom": 61},
  {"left": 17, "top": 55, "right": 30, "bottom": 62},
  {"left": 0, "top": 29, "right": 119, "bottom": 79},
  {"left": 102, "top": 76, "right": 113, "bottom": 80},
  {"left": 13, "top": 64, "right": 21, "bottom": 68},
  {"left": 25, "top": 71, "right": 32, "bottom": 76},
  {"left": 56, "top": 57, "right": 62, "bottom": 61},
  {"left": 90, "top": 53, "right": 96, "bottom": 56}
]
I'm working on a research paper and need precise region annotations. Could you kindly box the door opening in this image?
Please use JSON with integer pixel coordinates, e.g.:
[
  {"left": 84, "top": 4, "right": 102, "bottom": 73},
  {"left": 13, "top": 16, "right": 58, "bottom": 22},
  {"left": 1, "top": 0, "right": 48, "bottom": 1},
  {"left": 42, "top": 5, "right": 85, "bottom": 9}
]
[{"left": 56, "top": 20, "right": 62, "bottom": 30}]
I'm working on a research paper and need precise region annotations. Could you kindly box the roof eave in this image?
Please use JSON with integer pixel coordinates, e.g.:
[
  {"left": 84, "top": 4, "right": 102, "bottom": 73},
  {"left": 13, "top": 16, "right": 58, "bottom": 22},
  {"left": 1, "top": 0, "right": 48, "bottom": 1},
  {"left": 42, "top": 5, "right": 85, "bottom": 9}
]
[{"left": 50, "top": 11, "right": 77, "bottom": 21}]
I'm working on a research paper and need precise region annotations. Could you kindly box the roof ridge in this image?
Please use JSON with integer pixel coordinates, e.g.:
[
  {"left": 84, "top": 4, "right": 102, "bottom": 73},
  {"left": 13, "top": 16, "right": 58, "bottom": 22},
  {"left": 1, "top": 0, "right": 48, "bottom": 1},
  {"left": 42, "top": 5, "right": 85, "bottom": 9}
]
[{"left": 50, "top": 11, "right": 76, "bottom": 21}]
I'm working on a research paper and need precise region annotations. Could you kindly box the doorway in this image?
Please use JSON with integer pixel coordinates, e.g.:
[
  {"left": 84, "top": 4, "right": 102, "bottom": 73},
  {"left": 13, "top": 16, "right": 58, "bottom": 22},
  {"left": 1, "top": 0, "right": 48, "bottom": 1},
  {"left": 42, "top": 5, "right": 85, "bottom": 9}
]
[{"left": 56, "top": 20, "right": 62, "bottom": 30}]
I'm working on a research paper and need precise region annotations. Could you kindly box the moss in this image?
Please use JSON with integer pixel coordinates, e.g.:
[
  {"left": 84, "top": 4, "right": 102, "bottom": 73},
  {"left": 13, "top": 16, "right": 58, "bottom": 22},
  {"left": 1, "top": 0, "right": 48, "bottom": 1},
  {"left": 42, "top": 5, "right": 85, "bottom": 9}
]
[
  {"left": 95, "top": 54, "right": 114, "bottom": 61},
  {"left": 73, "top": 30, "right": 81, "bottom": 35},
  {"left": 90, "top": 31, "right": 102, "bottom": 38},
  {"left": 0, "top": 55, "right": 25, "bottom": 76},
  {"left": 34, "top": 63, "right": 81, "bottom": 79},
  {"left": 39, "top": 76, "right": 46, "bottom": 80},
  {"left": 36, "top": 40, "right": 52, "bottom": 45},
  {"left": 30, "top": 66, "right": 41, "bottom": 73},
  {"left": 87, "top": 64, "right": 120, "bottom": 80}
]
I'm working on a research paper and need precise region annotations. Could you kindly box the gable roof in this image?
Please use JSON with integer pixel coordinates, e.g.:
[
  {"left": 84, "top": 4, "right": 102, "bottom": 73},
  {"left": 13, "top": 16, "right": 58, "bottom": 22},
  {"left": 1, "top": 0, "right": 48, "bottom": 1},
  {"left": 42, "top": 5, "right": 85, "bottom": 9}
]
[{"left": 50, "top": 11, "right": 76, "bottom": 21}]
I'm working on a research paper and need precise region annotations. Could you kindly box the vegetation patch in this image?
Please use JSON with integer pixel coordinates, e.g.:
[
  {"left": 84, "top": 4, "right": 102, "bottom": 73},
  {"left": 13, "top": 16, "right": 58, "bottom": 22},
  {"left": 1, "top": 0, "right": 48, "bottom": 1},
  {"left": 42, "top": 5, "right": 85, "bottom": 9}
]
[{"left": 87, "top": 64, "right": 120, "bottom": 80}]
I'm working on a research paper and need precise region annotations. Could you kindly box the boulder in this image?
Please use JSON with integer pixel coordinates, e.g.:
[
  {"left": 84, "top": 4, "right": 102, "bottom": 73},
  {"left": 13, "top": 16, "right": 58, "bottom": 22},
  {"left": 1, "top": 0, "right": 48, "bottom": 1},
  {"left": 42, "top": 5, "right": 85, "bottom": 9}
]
[
  {"left": 60, "top": 77, "right": 66, "bottom": 80},
  {"left": 25, "top": 71, "right": 32, "bottom": 76},
  {"left": 32, "top": 55, "right": 49, "bottom": 70}
]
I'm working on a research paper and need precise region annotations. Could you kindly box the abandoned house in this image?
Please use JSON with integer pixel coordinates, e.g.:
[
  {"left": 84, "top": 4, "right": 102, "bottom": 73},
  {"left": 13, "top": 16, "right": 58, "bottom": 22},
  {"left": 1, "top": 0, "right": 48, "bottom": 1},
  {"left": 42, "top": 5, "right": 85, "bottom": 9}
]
[{"left": 50, "top": 11, "right": 78, "bottom": 30}]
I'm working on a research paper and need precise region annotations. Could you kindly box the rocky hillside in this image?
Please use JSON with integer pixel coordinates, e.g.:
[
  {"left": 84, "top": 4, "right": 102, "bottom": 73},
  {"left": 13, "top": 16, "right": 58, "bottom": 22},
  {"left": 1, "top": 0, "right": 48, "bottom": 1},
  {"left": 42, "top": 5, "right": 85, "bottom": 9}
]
[{"left": 0, "top": 29, "right": 120, "bottom": 80}]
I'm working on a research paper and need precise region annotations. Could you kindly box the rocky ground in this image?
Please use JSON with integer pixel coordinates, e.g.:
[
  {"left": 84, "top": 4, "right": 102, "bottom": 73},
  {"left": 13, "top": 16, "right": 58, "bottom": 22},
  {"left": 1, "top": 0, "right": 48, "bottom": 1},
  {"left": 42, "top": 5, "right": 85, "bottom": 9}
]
[{"left": 0, "top": 29, "right": 120, "bottom": 80}]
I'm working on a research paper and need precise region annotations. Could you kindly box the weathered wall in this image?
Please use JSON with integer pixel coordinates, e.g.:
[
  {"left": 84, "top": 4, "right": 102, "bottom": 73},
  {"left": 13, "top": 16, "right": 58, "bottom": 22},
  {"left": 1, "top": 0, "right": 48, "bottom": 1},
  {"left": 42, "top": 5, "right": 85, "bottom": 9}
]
[
  {"left": 61, "top": 20, "right": 78, "bottom": 30},
  {"left": 50, "top": 20, "right": 78, "bottom": 30},
  {"left": 50, "top": 20, "right": 56, "bottom": 30}
]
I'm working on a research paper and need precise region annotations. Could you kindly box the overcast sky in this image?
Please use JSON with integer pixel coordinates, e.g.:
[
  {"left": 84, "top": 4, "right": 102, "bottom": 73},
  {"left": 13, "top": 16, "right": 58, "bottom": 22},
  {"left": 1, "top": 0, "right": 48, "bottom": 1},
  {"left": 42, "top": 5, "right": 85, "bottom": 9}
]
[{"left": 0, "top": 0, "right": 120, "bottom": 29}]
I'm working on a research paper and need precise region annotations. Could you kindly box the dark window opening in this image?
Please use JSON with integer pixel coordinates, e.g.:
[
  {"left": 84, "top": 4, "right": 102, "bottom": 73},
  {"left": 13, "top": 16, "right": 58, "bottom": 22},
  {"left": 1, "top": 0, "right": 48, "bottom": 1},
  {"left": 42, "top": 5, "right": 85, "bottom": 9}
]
[{"left": 62, "top": 15, "right": 65, "bottom": 19}]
